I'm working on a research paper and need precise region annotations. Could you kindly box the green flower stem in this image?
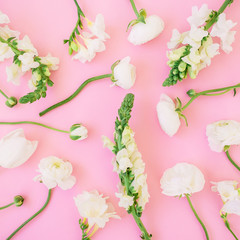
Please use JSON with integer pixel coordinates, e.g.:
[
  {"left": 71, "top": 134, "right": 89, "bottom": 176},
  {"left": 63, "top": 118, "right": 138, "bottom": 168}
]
[
  {"left": 205, "top": 0, "right": 234, "bottom": 31},
  {"left": 130, "top": 205, "right": 152, "bottom": 240},
  {"left": 39, "top": 74, "right": 112, "bottom": 117},
  {"left": 0, "top": 36, "right": 22, "bottom": 55},
  {"left": 73, "top": 0, "right": 85, "bottom": 18},
  {"left": 0, "top": 121, "right": 69, "bottom": 134},
  {"left": 182, "top": 83, "right": 240, "bottom": 111},
  {"left": 221, "top": 214, "right": 238, "bottom": 240},
  {"left": 185, "top": 194, "right": 209, "bottom": 240},
  {"left": 225, "top": 150, "right": 240, "bottom": 172},
  {"left": 6, "top": 189, "right": 52, "bottom": 240},
  {"left": 129, "top": 0, "right": 140, "bottom": 18},
  {"left": 0, "top": 202, "right": 14, "bottom": 210},
  {"left": 0, "top": 89, "right": 9, "bottom": 99}
]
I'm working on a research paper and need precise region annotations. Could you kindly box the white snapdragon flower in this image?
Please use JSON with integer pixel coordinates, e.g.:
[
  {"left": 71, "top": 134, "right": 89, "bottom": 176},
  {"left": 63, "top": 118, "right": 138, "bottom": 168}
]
[
  {"left": 182, "top": 47, "right": 201, "bottom": 72},
  {"left": 167, "top": 29, "right": 187, "bottom": 50},
  {"left": 0, "top": 42, "right": 14, "bottom": 61},
  {"left": 156, "top": 94, "right": 181, "bottom": 137},
  {"left": 210, "top": 13, "right": 237, "bottom": 54},
  {"left": 131, "top": 151, "right": 145, "bottom": 176},
  {"left": 115, "top": 192, "right": 134, "bottom": 210},
  {"left": 167, "top": 46, "right": 187, "bottom": 61},
  {"left": 112, "top": 56, "right": 136, "bottom": 89},
  {"left": 74, "top": 190, "right": 119, "bottom": 229},
  {"left": 40, "top": 54, "right": 59, "bottom": 71},
  {"left": 6, "top": 63, "right": 23, "bottom": 85},
  {"left": 0, "top": 129, "right": 38, "bottom": 168},
  {"left": 102, "top": 136, "right": 115, "bottom": 152},
  {"left": 18, "top": 52, "right": 40, "bottom": 72},
  {"left": 187, "top": 4, "right": 212, "bottom": 27},
  {"left": 206, "top": 120, "right": 240, "bottom": 152},
  {"left": 69, "top": 124, "right": 88, "bottom": 141},
  {"left": 222, "top": 199, "right": 240, "bottom": 215},
  {"left": 116, "top": 148, "right": 133, "bottom": 173},
  {"left": 138, "top": 181, "right": 150, "bottom": 209},
  {"left": 34, "top": 156, "right": 76, "bottom": 190},
  {"left": 17, "top": 35, "right": 38, "bottom": 55},
  {"left": 0, "top": 25, "right": 20, "bottom": 40},
  {"left": 0, "top": 11, "right": 10, "bottom": 24},
  {"left": 128, "top": 15, "right": 164, "bottom": 45},
  {"left": 160, "top": 162, "right": 205, "bottom": 197}
]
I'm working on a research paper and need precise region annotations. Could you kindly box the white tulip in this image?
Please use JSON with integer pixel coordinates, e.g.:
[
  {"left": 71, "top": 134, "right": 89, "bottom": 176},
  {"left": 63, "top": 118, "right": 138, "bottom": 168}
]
[
  {"left": 128, "top": 15, "right": 164, "bottom": 45},
  {"left": 0, "top": 11, "right": 10, "bottom": 24},
  {"left": 69, "top": 124, "right": 88, "bottom": 141},
  {"left": 0, "top": 129, "right": 38, "bottom": 168},
  {"left": 156, "top": 94, "right": 181, "bottom": 137},
  {"left": 18, "top": 52, "right": 39, "bottom": 72},
  {"left": 40, "top": 54, "right": 59, "bottom": 71},
  {"left": 160, "top": 162, "right": 205, "bottom": 196},
  {"left": 74, "top": 190, "right": 119, "bottom": 228},
  {"left": 206, "top": 120, "right": 240, "bottom": 152},
  {"left": 6, "top": 63, "right": 23, "bottom": 85},
  {"left": 112, "top": 56, "right": 136, "bottom": 89},
  {"left": 34, "top": 156, "right": 76, "bottom": 190}
]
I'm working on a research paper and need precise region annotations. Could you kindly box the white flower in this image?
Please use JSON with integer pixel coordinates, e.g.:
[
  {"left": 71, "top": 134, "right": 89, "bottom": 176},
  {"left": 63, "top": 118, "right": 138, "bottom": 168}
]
[
  {"left": 18, "top": 52, "right": 40, "bottom": 72},
  {"left": 17, "top": 35, "right": 38, "bottom": 54},
  {"left": 84, "top": 37, "right": 106, "bottom": 54},
  {"left": 74, "top": 190, "right": 119, "bottom": 229},
  {"left": 0, "top": 129, "right": 38, "bottom": 168},
  {"left": 211, "top": 181, "right": 239, "bottom": 203},
  {"left": 34, "top": 156, "right": 76, "bottom": 190},
  {"left": 167, "top": 29, "right": 187, "bottom": 50},
  {"left": 0, "top": 42, "right": 14, "bottom": 61},
  {"left": 182, "top": 47, "right": 201, "bottom": 71},
  {"left": 116, "top": 148, "right": 133, "bottom": 173},
  {"left": 187, "top": 4, "right": 212, "bottom": 27},
  {"left": 138, "top": 181, "right": 150, "bottom": 209},
  {"left": 0, "top": 11, "right": 10, "bottom": 24},
  {"left": 160, "top": 162, "right": 205, "bottom": 197},
  {"left": 221, "top": 199, "right": 240, "bottom": 215},
  {"left": 86, "top": 14, "right": 110, "bottom": 41},
  {"left": 182, "top": 25, "right": 208, "bottom": 49},
  {"left": 6, "top": 63, "right": 23, "bottom": 85},
  {"left": 102, "top": 136, "right": 115, "bottom": 152},
  {"left": 69, "top": 124, "right": 88, "bottom": 141},
  {"left": 167, "top": 46, "right": 187, "bottom": 61},
  {"left": 0, "top": 25, "right": 20, "bottom": 40},
  {"left": 112, "top": 56, "right": 136, "bottom": 89},
  {"left": 115, "top": 192, "right": 134, "bottom": 210},
  {"left": 40, "top": 54, "right": 59, "bottom": 71},
  {"left": 210, "top": 13, "right": 237, "bottom": 53},
  {"left": 128, "top": 15, "right": 164, "bottom": 45},
  {"left": 156, "top": 94, "right": 181, "bottom": 137},
  {"left": 72, "top": 44, "right": 95, "bottom": 63},
  {"left": 28, "top": 74, "right": 38, "bottom": 91},
  {"left": 206, "top": 120, "right": 240, "bottom": 152}
]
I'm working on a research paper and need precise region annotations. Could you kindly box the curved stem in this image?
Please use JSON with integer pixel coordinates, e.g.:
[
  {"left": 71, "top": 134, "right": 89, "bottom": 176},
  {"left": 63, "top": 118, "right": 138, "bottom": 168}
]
[
  {"left": 182, "top": 83, "right": 240, "bottom": 111},
  {"left": 221, "top": 214, "right": 238, "bottom": 240},
  {"left": 185, "top": 194, "right": 209, "bottom": 240},
  {"left": 129, "top": 0, "right": 140, "bottom": 18},
  {"left": 205, "top": 0, "right": 234, "bottom": 30},
  {"left": 225, "top": 150, "right": 240, "bottom": 172},
  {"left": 0, "top": 121, "right": 69, "bottom": 133},
  {"left": 6, "top": 189, "right": 52, "bottom": 240},
  {"left": 0, "top": 89, "right": 9, "bottom": 99},
  {"left": 73, "top": 0, "right": 85, "bottom": 18},
  {"left": 39, "top": 74, "right": 112, "bottom": 117},
  {"left": 0, "top": 202, "right": 14, "bottom": 210}
]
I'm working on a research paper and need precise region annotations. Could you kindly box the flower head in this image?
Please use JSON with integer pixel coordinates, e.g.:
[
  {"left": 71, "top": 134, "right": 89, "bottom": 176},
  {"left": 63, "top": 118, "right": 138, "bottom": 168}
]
[
  {"left": 167, "top": 29, "right": 187, "bottom": 50},
  {"left": 34, "top": 156, "right": 76, "bottom": 190},
  {"left": 160, "top": 162, "right": 205, "bottom": 197},
  {"left": 0, "top": 25, "right": 19, "bottom": 40},
  {"left": 17, "top": 35, "right": 38, "bottom": 55},
  {"left": 0, "top": 42, "right": 14, "bottom": 61},
  {"left": 0, "top": 11, "right": 10, "bottom": 24},
  {"left": 18, "top": 52, "right": 39, "bottom": 72},
  {"left": 128, "top": 15, "right": 164, "bottom": 45},
  {"left": 6, "top": 63, "right": 23, "bottom": 85},
  {"left": 40, "top": 54, "right": 59, "bottom": 71},
  {"left": 0, "top": 129, "right": 38, "bottom": 168},
  {"left": 69, "top": 124, "right": 88, "bottom": 141}
]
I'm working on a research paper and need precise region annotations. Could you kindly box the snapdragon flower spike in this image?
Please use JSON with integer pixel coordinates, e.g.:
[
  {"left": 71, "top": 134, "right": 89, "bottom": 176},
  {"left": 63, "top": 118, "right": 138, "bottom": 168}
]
[
  {"left": 0, "top": 195, "right": 24, "bottom": 210},
  {"left": 103, "top": 93, "right": 152, "bottom": 240},
  {"left": 163, "top": 0, "right": 235, "bottom": 87},
  {"left": 157, "top": 82, "right": 240, "bottom": 137},
  {"left": 0, "top": 121, "right": 88, "bottom": 141},
  {"left": 39, "top": 56, "right": 136, "bottom": 116},
  {"left": 0, "top": 88, "right": 18, "bottom": 108}
]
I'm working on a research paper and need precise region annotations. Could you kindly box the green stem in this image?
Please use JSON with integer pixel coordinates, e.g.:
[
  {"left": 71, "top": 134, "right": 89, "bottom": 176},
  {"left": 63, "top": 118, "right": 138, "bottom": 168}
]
[
  {"left": 73, "top": 0, "right": 85, "bottom": 18},
  {"left": 0, "top": 89, "right": 9, "bottom": 99},
  {"left": 6, "top": 189, "right": 52, "bottom": 240},
  {"left": 0, "top": 36, "right": 22, "bottom": 55},
  {"left": 221, "top": 214, "right": 238, "bottom": 240},
  {"left": 39, "top": 74, "right": 112, "bottom": 117},
  {"left": 0, "top": 121, "right": 69, "bottom": 133},
  {"left": 205, "top": 0, "right": 234, "bottom": 30},
  {"left": 225, "top": 150, "right": 240, "bottom": 172},
  {"left": 0, "top": 202, "right": 14, "bottom": 210},
  {"left": 129, "top": 0, "right": 140, "bottom": 18},
  {"left": 185, "top": 194, "right": 209, "bottom": 240},
  {"left": 182, "top": 83, "right": 240, "bottom": 111}
]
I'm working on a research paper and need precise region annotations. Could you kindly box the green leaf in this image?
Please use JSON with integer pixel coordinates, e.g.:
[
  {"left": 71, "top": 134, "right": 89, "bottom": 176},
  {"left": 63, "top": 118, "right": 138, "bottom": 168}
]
[{"left": 63, "top": 39, "right": 69, "bottom": 44}]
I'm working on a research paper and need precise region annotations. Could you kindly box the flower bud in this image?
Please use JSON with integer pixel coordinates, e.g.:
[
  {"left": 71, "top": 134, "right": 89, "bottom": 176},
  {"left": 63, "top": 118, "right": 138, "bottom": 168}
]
[
  {"left": 43, "top": 67, "right": 51, "bottom": 77},
  {"left": 70, "top": 41, "right": 79, "bottom": 52},
  {"left": 14, "top": 195, "right": 24, "bottom": 207},
  {"left": 178, "top": 61, "right": 187, "bottom": 72},
  {"left": 70, "top": 124, "right": 88, "bottom": 141},
  {"left": 33, "top": 70, "right": 42, "bottom": 81},
  {"left": 187, "top": 89, "right": 196, "bottom": 97},
  {"left": 5, "top": 97, "right": 18, "bottom": 108}
]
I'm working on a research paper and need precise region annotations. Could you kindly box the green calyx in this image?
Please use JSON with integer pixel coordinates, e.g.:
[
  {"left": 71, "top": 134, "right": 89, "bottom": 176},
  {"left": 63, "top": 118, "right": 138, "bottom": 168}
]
[
  {"left": 69, "top": 123, "right": 83, "bottom": 141},
  {"left": 5, "top": 97, "right": 18, "bottom": 108},
  {"left": 110, "top": 60, "right": 120, "bottom": 82},
  {"left": 14, "top": 195, "right": 24, "bottom": 207},
  {"left": 127, "top": 8, "right": 147, "bottom": 31}
]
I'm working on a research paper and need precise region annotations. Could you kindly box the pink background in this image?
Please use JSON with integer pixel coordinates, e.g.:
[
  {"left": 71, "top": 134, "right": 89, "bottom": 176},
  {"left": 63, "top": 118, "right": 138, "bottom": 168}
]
[{"left": 1, "top": 0, "right": 240, "bottom": 239}]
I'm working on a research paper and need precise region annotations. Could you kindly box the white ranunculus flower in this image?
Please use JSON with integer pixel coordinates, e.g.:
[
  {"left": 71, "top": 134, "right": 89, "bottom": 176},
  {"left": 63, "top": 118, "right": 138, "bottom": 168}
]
[
  {"left": 187, "top": 4, "right": 212, "bottom": 27},
  {"left": 18, "top": 52, "right": 40, "bottom": 72},
  {"left": 0, "top": 25, "right": 20, "bottom": 40},
  {"left": 69, "top": 124, "right": 88, "bottom": 141},
  {"left": 112, "top": 56, "right": 136, "bottom": 89},
  {"left": 102, "top": 136, "right": 115, "bottom": 152},
  {"left": 6, "top": 63, "right": 23, "bottom": 85},
  {"left": 74, "top": 190, "right": 120, "bottom": 229},
  {"left": 0, "top": 11, "right": 10, "bottom": 24},
  {"left": 128, "top": 15, "right": 164, "bottom": 45},
  {"left": 17, "top": 35, "right": 38, "bottom": 54},
  {"left": 40, "top": 54, "right": 59, "bottom": 71},
  {"left": 211, "top": 181, "right": 239, "bottom": 203},
  {"left": 34, "top": 156, "right": 76, "bottom": 190},
  {"left": 0, "top": 42, "right": 14, "bottom": 61},
  {"left": 115, "top": 192, "right": 134, "bottom": 210},
  {"left": 210, "top": 13, "right": 237, "bottom": 54},
  {"left": 116, "top": 148, "right": 133, "bottom": 173},
  {"left": 206, "top": 120, "right": 240, "bottom": 152},
  {"left": 87, "top": 14, "right": 110, "bottom": 41},
  {"left": 160, "top": 162, "right": 205, "bottom": 197},
  {"left": 156, "top": 94, "right": 181, "bottom": 137},
  {"left": 0, "top": 129, "right": 38, "bottom": 168},
  {"left": 222, "top": 199, "right": 240, "bottom": 216}
]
